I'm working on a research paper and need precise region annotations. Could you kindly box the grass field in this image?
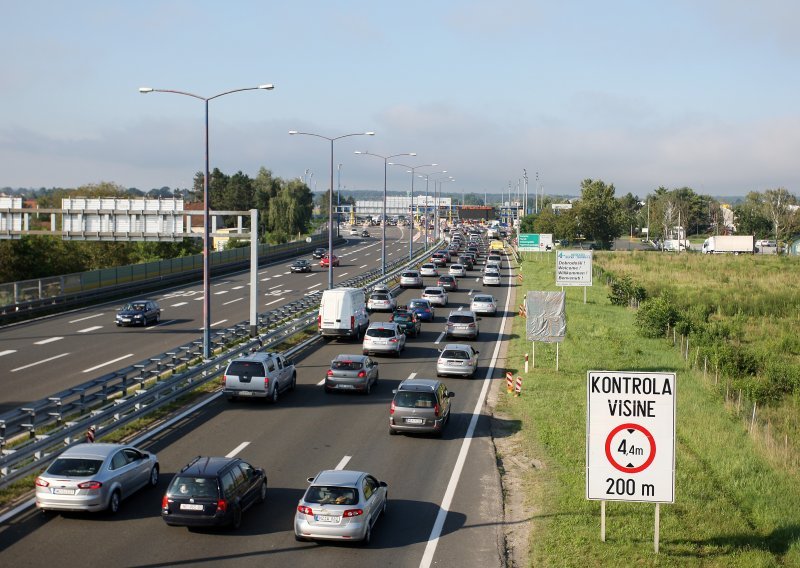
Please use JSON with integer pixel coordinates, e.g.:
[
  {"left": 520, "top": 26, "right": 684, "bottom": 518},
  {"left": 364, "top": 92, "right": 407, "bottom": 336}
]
[{"left": 501, "top": 251, "right": 800, "bottom": 567}]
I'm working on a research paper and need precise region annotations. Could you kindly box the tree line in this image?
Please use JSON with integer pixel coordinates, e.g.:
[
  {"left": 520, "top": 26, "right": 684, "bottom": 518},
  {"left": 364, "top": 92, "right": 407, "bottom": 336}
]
[
  {"left": 0, "top": 168, "right": 314, "bottom": 284},
  {"left": 520, "top": 180, "right": 799, "bottom": 248}
]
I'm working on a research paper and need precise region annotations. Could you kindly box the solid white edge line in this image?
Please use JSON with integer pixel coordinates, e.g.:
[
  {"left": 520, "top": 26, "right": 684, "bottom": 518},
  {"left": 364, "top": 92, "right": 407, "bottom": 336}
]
[
  {"left": 226, "top": 441, "right": 251, "bottom": 458},
  {"left": 418, "top": 264, "right": 514, "bottom": 568},
  {"left": 334, "top": 455, "right": 352, "bottom": 470}
]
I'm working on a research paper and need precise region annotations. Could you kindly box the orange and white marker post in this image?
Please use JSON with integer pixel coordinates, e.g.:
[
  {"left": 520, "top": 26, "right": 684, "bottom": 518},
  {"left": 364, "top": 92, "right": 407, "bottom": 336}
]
[
  {"left": 506, "top": 371, "right": 513, "bottom": 393},
  {"left": 515, "top": 376, "right": 523, "bottom": 396},
  {"left": 524, "top": 353, "right": 529, "bottom": 374}
]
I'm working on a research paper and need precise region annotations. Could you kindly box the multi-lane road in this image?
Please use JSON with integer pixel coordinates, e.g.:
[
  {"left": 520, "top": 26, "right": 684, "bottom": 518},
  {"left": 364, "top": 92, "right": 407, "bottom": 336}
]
[{"left": 0, "top": 225, "right": 516, "bottom": 567}]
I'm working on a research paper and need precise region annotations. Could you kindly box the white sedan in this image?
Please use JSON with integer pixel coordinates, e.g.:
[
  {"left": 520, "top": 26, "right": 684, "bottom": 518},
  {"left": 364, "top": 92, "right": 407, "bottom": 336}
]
[
  {"left": 470, "top": 294, "right": 497, "bottom": 316},
  {"left": 449, "top": 264, "right": 466, "bottom": 277},
  {"left": 420, "top": 263, "right": 439, "bottom": 277}
]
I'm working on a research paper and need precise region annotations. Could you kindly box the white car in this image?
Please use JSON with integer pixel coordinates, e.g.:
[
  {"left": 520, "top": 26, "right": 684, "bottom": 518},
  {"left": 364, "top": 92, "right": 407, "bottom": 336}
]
[
  {"left": 436, "top": 343, "right": 479, "bottom": 378},
  {"left": 419, "top": 263, "right": 438, "bottom": 277},
  {"left": 471, "top": 294, "right": 497, "bottom": 316},
  {"left": 362, "top": 322, "right": 406, "bottom": 357},
  {"left": 349, "top": 227, "right": 359, "bottom": 236},
  {"left": 485, "top": 261, "right": 501, "bottom": 273},
  {"left": 399, "top": 270, "right": 424, "bottom": 289},
  {"left": 422, "top": 286, "right": 448, "bottom": 307},
  {"left": 482, "top": 270, "right": 501, "bottom": 286},
  {"left": 367, "top": 292, "right": 396, "bottom": 313},
  {"left": 449, "top": 264, "right": 466, "bottom": 277}
]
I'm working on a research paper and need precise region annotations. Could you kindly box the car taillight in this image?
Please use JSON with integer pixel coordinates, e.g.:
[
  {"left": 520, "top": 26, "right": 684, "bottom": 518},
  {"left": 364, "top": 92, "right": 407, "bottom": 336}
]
[
  {"left": 35, "top": 477, "right": 49, "bottom": 488},
  {"left": 221, "top": 375, "right": 227, "bottom": 385},
  {"left": 216, "top": 499, "right": 228, "bottom": 513},
  {"left": 343, "top": 509, "right": 363, "bottom": 517},
  {"left": 77, "top": 481, "right": 102, "bottom": 490},
  {"left": 434, "top": 403, "right": 440, "bottom": 417},
  {"left": 264, "top": 377, "right": 269, "bottom": 389},
  {"left": 327, "top": 370, "right": 334, "bottom": 377},
  {"left": 297, "top": 505, "right": 313, "bottom": 515},
  {"left": 390, "top": 400, "right": 396, "bottom": 415},
  {"left": 389, "top": 337, "right": 398, "bottom": 343},
  {"left": 468, "top": 323, "right": 476, "bottom": 328},
  {"left": 357, "top": 370, "right": 366, "bottom": 378},
  {"left": 161, "top": 495, "right": 169, "bottom": 509},
  {"left": 351, "top": 315, "right": 355, "bottom": 330}
]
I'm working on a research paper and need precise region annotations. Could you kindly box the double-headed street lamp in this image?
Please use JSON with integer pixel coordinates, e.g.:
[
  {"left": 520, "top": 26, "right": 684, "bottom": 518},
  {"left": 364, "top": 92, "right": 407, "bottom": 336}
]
[
  {"left": 389, "top": 162, "right": 438, "bottom": 261},
  {"left": 354, "top": 151, "right": 416, "bottom": 275},
  {"left": 290, "top": 130, "right": 375, "bottom": 289},
  {"left": 432, "top": 175, "right": 455, "bottom": 238},
  {"left": 139, "top": 84, "right": 274, "bottom": 360},
  {"left": 417, "top": 171, "right": 448, "bottom": 247}
]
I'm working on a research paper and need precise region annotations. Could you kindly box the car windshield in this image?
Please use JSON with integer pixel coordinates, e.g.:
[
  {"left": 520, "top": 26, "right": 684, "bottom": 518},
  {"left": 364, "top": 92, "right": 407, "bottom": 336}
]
[
  {"left": 46, "top": 458, "right": 103, "bottom": 476},
  {"left": 122, "top": 303, "right": 148, "bottom": 311},
  {"left": 367, "top": 328, "right": 395, "bottom": 338},
  {"left": 168, "top": 476, "right": 219, "bottom": 498},
  {"left": 441, "top": 349, "right": 471, "bottom": 359},
  {"left": 448, "top": 315, "right": 475, "bottom": 324},
  {"left": 332, "top": 360, "right": 363, "bottom": 370},
  {"left": 304, "top": 486, "right": 358, "bottom": 506},
  {"left": 394, "top": 391, "right": 437, "bottom": 408}
]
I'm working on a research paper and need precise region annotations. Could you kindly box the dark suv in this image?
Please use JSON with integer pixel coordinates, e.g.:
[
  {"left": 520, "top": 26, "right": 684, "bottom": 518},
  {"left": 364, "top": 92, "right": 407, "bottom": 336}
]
[
  {"left": 389, "top": 378, "right": 454, "bottom": 437},
  {"left": 161, "top": 456, "right": 267, "bottom": 529}
]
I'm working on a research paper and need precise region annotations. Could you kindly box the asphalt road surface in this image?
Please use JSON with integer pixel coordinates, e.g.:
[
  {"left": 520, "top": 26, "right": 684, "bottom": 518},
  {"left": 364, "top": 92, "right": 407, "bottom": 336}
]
[{"left": 0, "top": 241, "right": 514, "bottom": 568}]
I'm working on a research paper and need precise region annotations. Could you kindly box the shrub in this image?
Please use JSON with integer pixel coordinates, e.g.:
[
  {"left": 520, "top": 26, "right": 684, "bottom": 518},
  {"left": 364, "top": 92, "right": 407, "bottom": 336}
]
[
  {"left": 635, "top": 294, "right": 678, "bottom": 338},
  {"left": 608, "top": 275, "right": 647, "bottom": 307}
]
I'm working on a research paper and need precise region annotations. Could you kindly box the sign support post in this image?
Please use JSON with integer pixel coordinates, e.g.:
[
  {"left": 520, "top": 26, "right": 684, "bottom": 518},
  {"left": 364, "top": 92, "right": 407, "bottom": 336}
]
[
  {"left": 601, "top": 500, "right": 606, "bottom": 542},
  {"left": 655, "top": 503, "right": 660, "bottom": 553}
]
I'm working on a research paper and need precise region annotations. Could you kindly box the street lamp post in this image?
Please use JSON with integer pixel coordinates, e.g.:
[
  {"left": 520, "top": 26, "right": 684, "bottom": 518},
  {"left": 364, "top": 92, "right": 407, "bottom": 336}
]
[
  {"left": 337, "top": 163, "right": 342, "bottom": 238},
  {"left": 389, "top": 162, "right": 438, "bottom": 261},
  {"left": 432, "top": 176, "right": 455, "bottom": 238},
  {"left": 354, "top": 151, "right": 416, "bottom": 275},
  {"left": 290, "top": 130, "right": 375, "bottom": 289},
  {"left": 139, "top": 83, "right": 274, "bottom": 360},
  {"left": 417, "top": 171, "right": 448, "bottom": 246}
]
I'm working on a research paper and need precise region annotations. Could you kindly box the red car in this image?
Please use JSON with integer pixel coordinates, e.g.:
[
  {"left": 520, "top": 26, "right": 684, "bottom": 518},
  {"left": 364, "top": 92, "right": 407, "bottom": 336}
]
[{"left": 320, "top": 254, "right": 340, "bottom": 267}]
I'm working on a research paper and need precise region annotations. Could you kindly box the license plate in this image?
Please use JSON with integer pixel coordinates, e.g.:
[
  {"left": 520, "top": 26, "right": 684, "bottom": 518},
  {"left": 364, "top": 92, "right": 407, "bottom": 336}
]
[
  {"left": 180, "top": 503, "right": 204, "bottom": 511},
  {"left": 237, "top": 391, "right": 253, "bottom": 396},
  {"left": 405, "top": 418, "right": 424, "bottom": 424},
  {"left": 119, "top": 318, "right": 131, "bottom": 323},
  {"left": 337, "top": 384, "right": 355, "bottom": 389},
  {"left": 314, "top": 514, "right": 341, "bottom": 523},
  {"left": 52, "top": 488, "right": 75, "bottom": 495},
  {"left": 447, "top": 360, "right": 463, "bottom": 365}
]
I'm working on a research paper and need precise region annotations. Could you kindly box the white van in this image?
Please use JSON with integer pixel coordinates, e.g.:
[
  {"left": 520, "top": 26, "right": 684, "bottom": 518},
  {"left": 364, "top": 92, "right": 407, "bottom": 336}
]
[{"left": 318, "top": 287, "right": 370, "bottom": 339}]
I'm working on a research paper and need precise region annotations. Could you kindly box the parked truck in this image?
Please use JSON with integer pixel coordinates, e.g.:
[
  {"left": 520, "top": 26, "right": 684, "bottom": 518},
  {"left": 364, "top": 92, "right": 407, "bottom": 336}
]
[{"left": 701, "top": 235, "right": 754, "bottom": 254}]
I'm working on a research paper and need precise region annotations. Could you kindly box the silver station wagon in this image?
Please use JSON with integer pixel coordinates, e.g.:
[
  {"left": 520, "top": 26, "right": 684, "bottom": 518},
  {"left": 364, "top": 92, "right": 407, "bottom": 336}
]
[
  {"left": 35, "top": 443, "right": 159, "bottom": 514},
  {"left": 437, "top": 343, "right": 479, "bottom": 378}
]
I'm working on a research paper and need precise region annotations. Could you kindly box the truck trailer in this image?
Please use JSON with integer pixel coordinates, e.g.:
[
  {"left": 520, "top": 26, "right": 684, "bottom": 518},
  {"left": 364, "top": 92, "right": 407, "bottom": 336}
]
[{"left": 702, "top": 235, "right": 754, "bottom": 254}]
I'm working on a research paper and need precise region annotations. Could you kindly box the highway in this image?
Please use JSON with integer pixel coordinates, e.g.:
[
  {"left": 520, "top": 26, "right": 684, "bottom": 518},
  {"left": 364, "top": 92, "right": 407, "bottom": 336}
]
[
  {"left": 0, "top": 226, "right": 427, "bottom": 413},
  {"left": 0, "top": 233, "right": 514, "bottom": 568}
]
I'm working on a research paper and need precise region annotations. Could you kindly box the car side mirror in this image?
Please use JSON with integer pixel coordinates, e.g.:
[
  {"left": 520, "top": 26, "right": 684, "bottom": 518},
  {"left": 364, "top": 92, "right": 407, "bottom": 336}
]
[
  {"left": 379, "top": 481, "right": 388, "bottom": 488},
  {"left": 447, "top": 392, "right": 455, "bottom": 398},
  {"left": 392, "top": 389, "right": 398, "bottom": 394},
  {"left": 306, "top": 477, "right": 314, "bottom": 483}
]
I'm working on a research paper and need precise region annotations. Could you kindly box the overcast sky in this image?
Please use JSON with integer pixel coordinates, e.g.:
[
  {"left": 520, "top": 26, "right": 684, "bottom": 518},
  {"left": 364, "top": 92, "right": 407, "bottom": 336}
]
[{"left": 2, "top": 1, "right": 799, "bottom": 199}]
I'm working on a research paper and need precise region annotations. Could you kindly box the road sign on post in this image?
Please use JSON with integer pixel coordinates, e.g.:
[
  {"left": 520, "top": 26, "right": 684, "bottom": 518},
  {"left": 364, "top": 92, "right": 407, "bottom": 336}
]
[{"left": 586, "top": 371, "right": 676, "bottom": 503}]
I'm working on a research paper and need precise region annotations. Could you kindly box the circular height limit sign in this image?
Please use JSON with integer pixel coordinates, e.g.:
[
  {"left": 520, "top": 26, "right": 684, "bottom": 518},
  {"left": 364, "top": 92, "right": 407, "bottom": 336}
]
[{"left": 586, "top": 371, "right": 676, "bottom": 503}]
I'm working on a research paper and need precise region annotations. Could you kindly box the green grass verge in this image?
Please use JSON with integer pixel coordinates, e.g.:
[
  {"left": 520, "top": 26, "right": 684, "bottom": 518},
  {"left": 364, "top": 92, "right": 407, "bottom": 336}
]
[{"left": 502, "top": 253, "right": 800, "bottom": 566}]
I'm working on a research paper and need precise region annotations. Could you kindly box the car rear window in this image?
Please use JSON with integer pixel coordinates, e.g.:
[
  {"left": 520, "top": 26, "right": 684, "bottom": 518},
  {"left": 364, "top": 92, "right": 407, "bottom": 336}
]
[
  {"left": 168, "top": 476, "right": 219, "bottom": 498},
  {"left": 226, "top": 361, "right": 266, "bottom": 377},
  {"left": 370, "top": 294, "right": 389, "bottom": 301},
  {"left": 409, "top": 301, "right": 428, "bottom": 308},
  {"left": 441, "top": 349, "right": 471, "bottom": 359},
  {"left": 394, "top": 391, "right": 437, "bottom": 408},
  {"left": 332, "top": 360, "right": 363, "bottom": 370},
  {"left": 46, "top": 458, "right": 102, "bottom": 476},
  {"left": 304, "top": 486, "right": 357, "bottom": 506},
  {"left": 393, "top": 313, "right": 411, "bottom": 322},
  {"left": 402, "top": 272, "right": 418, "bottom": 277},
  {"left": 367, "top": 328, "right": 395, "bottom": 338},
  {"left": 424, "top": 289, "right": 442, "bottom": 296},
  {"left": 448, "top": 315, "right": 475, "bottom": 324}
]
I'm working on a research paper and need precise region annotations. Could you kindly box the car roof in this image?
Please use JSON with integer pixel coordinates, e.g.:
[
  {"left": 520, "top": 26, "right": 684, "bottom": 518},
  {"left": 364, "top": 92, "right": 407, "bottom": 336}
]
[
  {"left": 398, "top": 378, "right": 442, "bottom": 391},
  {"left": 179, "top": 456, "right": 240, "bottom": 476},
  {"left": 59, "top": 443, "right": 128, "bottom": 460},
  {"left": 367, "top": 321, "right": 398, "bottom": 329},
  {"left": 312, "top": 469, "right": 366, "bottom": 487},
  {"left": 473, "top": 294, "right": 495, "bottom": 300},
  {"left": 333, "top": 354, "right": 369, "bottom": 363},
  {"left": 424, "top": 287, "right": 444, "bottom": 292},
  {"left": 449, "top": 310, "right": 476, "bottom": 316},
  {"left": 441, "top": 343, "right": 474, "bottom": 351}
]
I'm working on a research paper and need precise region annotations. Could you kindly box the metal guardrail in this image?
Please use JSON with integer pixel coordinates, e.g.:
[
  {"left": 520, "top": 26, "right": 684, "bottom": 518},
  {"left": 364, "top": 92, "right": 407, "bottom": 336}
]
[{"left": 0, "top": 242, "right": 441, "bottom": 488}]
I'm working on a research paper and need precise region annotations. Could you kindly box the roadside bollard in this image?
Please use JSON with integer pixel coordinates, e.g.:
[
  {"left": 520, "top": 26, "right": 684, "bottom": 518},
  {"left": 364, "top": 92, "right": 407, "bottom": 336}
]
[
  {"left": 524, "top": 353, "right": 529, "bottom": 374},
  {"left": 506, "top": 372, "right": 513, "bottom": 393},
  {"left": 515, "top": 376, "right": 523, "bottom": 396}
]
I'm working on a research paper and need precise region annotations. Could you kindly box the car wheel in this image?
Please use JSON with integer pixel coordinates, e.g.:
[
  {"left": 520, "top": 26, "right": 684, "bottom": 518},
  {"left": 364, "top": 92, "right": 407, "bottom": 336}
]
[
  {"left": 154, "top": 313, "right": 161, "bottom": 325},
  {"left": 295, "top": 533, "right": 307, "bottom": 542},
  {"left": 362, "top": 523, "right": 372, "bottom": 546},
  {"left": 290, "top": 372, "right": 297, "bottom": 391},
  {"left": 107, "top": 490, "right": 121, "bottom": 514},
  {"left": 149, "top": 465, "right": 159, "bottom": 487},
  {"left": 365, "top": 381, "right": 372, "bottom": 396},
  {"left": 257, "top": 480, "right": 267, "bottom": 504},
  {"left": 231, "top": 505, "right": 242, "bottom": 530},
  {"left": 389, "top": 427, "right": 398, "bottom": 436},
  {"left": 270, "top": 385, "right": 279, "bottom": 404}
]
